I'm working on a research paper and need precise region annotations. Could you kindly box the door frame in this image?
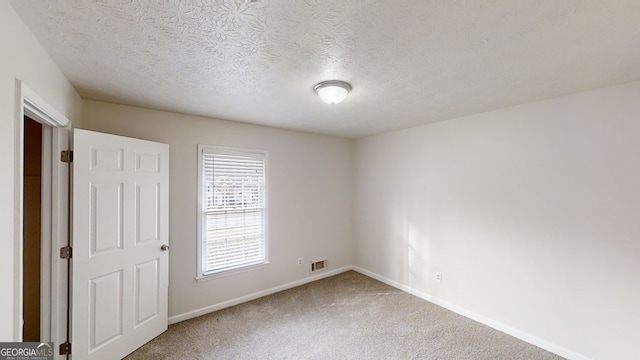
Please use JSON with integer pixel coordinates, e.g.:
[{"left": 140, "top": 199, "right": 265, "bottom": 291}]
[{"left": 14, "top": 79, "right": 71, "bottom": 349}]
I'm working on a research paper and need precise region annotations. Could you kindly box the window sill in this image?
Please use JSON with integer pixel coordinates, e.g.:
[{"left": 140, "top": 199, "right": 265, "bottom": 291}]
[{"left": 195, "top": 262, "right": 270, "bottom": 283}]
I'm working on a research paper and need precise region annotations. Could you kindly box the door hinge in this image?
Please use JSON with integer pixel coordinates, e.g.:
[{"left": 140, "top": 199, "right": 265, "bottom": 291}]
[
  {"left": 60, "top": 246, "right": 72, "bottom": 260},
  {"left": 61, "top": 150, "right": 73, "bottom": 163},
  {"left": 59, "top": 342, "right": 71, "bottom": 355}
]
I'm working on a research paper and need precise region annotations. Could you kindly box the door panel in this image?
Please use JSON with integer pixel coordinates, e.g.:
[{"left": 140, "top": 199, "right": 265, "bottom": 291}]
[
  {"left": 72, "top": 129, "right": 169, "bottom": 359},
  {"left": 135, "top": 182, "right": 160, "bottom": 244},
  {"left": 90, "top": 271, "right": 123, "bottom": 349},
  {"left": 134, "top": 259, "right": 159, "bottom": 327},
  {"left": 90, "top": 183, "right": 123, "bottom": 254}
]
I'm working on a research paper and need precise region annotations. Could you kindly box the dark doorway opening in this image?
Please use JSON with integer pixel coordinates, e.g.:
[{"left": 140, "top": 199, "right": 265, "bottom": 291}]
[{"left": 23, "top": 116, "right": 43, "bottom": 341}]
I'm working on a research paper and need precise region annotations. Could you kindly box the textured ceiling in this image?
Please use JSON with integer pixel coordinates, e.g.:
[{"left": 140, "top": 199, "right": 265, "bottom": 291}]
[{"left": 9, "top": 0, "right": 640, "bottom": 138}]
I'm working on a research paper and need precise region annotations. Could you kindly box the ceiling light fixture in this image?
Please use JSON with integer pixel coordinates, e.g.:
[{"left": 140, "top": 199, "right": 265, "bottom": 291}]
[{"left": 314, "top": 80, "right": 352, "bottom": 104}]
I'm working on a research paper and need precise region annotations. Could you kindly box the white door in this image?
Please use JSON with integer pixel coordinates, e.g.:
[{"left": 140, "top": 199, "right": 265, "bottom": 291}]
[{"left": 71, "top": 129, "right": 169, "bottom": 359}]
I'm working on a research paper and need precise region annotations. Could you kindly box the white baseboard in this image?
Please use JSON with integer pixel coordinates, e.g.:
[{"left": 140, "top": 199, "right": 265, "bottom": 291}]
[
  {"left": 350, "top": 266, "right": 591, "bottom": 360},
  {"left": 168, "top": 265, "right": 354, "bottom": 324}
]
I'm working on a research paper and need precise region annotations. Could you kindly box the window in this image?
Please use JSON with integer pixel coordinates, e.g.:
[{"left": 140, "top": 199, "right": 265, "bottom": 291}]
[{"left": 197, "top": 145, "right": 267, "bottom": 278}]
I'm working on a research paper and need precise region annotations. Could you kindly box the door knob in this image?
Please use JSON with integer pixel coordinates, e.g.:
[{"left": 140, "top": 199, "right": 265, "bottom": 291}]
[{"left": 161, "top": 244, "right": 170, "bottom": 251}]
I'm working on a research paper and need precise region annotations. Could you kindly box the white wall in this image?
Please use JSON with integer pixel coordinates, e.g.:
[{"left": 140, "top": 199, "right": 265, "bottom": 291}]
[
  {"left": 353, "top": 81, "right": 640, "bottom": 360},
  {"left": 0, "top": 0, "right": 82, "bottom": 341},
  {"left": 81, "top": 100, "right": 353, "bottom": 320}
]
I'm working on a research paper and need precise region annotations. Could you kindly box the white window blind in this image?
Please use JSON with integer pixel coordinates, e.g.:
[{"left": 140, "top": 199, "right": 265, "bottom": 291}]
[{"left": 199, "top": 147, "right": 266, "bottom": 276}]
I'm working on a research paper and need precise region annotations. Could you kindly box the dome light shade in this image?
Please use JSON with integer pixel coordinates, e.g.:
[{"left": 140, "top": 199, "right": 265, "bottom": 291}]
[{"left": 314, "top": 80, "right": 352, "bottom": 104}]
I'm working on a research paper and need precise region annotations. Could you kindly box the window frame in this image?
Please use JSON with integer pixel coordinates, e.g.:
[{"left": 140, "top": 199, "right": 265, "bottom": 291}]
[{"left": 196, "top": 144, "right": 269, "bottom": 281}]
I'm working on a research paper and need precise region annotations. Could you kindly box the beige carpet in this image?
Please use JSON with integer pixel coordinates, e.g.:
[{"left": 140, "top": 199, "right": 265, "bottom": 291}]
[{"left": 126, "top": 271, "right": 564, "bottom": 359}]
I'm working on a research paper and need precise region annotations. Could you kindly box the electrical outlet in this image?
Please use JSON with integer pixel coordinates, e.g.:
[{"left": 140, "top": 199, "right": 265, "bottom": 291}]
[
  {"left": 297, "top": 258, "right": 303, "bottom": 266},
  {"left": 435, "top": 272, "right": 442, "bottom": 283}
]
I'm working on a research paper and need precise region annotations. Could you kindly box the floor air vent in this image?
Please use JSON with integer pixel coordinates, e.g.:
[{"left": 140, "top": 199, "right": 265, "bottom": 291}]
[{"left": 310, "top": 259, "right": 328, "bottom": 273}]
